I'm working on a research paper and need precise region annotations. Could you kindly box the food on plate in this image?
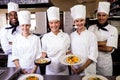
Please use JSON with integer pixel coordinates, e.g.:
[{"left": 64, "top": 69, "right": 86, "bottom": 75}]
[
  {"left": 65, "top": 55, "right": 80, "bottom": 64},
  {"left": 88, "top": 77, "right": 101, "bottom": 80},
  {"left": 25, "top": 76, "right": 39, "bottom": 80},
  {"left": 35, "top": 58, "right": 48, "bottom": 64}
]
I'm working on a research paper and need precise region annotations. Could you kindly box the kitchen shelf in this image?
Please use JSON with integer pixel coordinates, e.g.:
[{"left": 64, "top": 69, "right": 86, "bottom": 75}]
[
  {"left": 110, "top": 0, "right": 120, "bottom": 16},
  {"left": 0, "top": 3, "right": 53, "bottom": 9},
  {"left": 0, "top": 0, "right": 54, "bottom": 9},
  {"left": 110, "top": 7, "right": 120, "bottom": 11}
]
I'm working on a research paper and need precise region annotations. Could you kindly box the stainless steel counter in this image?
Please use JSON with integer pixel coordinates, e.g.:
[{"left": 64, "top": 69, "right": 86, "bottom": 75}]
[{"left": 0, "top": 67, "right": 20, "bottom": 80}]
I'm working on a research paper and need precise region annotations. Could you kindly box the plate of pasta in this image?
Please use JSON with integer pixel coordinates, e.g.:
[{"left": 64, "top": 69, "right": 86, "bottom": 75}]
[
  {"left": 59, "top": 54, "right": 82, "bottom": 65},
  {"left": 116, "top": 75, "right": 120, "bottom": 80},
  {"left": 18, "top": 74, "right": 44, "bottom": 80},
  {"left": 34, "top": 58, "right": 51, "bottom": 66},
  {"left": 82, "top": 75, "right": 108, "bottom": 80}
]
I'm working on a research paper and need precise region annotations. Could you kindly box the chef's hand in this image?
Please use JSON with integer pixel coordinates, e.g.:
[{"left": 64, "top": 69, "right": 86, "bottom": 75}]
[
  {"left": 71, "top": 66, "right": 77, "bottom": 74},
  {"left": 21, "top": 69, "right": 28, "bottom": 74},
  {"left": 76, "top": 67, "right": 84, "bottom": 74},
  {"left": 29, "top": 66, "right": 37, "bottom": 73},
  {"left": 29, "top": 69, "right": 36, "bottom": 74},
  {"left": 41, "top": 52, "right": 47, "bottom": 58},
  {"left": 66, "top": 50, "right": 71, "bottom": 55}
]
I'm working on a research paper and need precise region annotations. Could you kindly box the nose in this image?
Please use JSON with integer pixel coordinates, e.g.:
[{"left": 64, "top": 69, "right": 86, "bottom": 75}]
[
  {"left": 52, "top": 23, "right": 56, "bottom": 26},
  {"left": 12, "top": 15, "right": 17, "bottom": 19}
]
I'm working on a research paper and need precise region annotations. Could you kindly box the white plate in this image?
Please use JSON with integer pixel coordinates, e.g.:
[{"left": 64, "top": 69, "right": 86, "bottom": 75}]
[
  {"left": 116, "top": 75, "right": 120, "bottom": 80},
  {"left": 35, "top": 58, "right": 51, "bottom": 65},
  {"left": 59, "top": 54, "right": 83, "bottom": 65},
  {"left": 35, "top": 58, "right": 51, "bottom": 63},
  {"left": 18, "top": 74, "right": 44, "bottom": 80},
  {"left": 82, "top": 75, "right": 108, "bottom": 80}
]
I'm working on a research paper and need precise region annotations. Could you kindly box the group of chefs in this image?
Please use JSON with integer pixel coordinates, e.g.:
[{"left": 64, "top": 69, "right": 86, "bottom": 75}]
[{"left": 0, "top": 1, "right": 118, "bottom": 76}]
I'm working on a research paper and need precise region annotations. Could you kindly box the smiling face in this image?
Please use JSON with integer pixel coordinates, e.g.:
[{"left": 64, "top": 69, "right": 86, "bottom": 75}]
[
  {"left": 74, "top": 18, "right": 86, "bottom": 31},
  {"left": 97, "top": 12, "right": 108, "bottom": 25},
  {"left": 21, "top": 24, "right": 31, "bottom": 36},
  {"left": 8, "top": 11, "right": 18, "bottom": 26},
  {"left": 49, "top": 20, "right": 60, "bottom": 34}
]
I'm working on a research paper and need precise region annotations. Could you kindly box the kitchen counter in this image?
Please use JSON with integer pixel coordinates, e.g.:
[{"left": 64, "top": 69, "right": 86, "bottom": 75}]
[
  {"left": 0, "top": 53, "right": 8, "bottom": 67},
  {"left": 0, "top": 67, "right": 116, "bottom": 80},
  {"left": 43, "top": 75, "right": 116, "bottom": 80},
  {"left": 0, "top": 67, "right": 20, "bottom": 80},
  {"left": 17, "top": 74, "right": 117, "bottom": 80}
]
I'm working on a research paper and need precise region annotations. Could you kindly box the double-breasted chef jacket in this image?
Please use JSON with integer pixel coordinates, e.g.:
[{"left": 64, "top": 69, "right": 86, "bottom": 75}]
[
  {"left": 88, "top": 24, "right": 118, "bottom": 76},
  {"left": 41, "top": 30, "right": 70, "bottom": 75},
  {"left": 12, "top": 33, "right": 41, "bottom": 70},
  {"left": 0, "top": 24, "right": 20, "bottom": 67},
  {"left": 70, "top": 30, "right": 98, "bottom": 75}
]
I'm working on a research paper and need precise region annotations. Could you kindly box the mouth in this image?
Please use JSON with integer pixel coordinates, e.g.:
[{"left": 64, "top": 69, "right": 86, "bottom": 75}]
[
  {"left": 12, "top": 19, "right": 17, "bottom": 22},
  {"left": 11, "top": 18, "right": 18, "bottom": 23}
]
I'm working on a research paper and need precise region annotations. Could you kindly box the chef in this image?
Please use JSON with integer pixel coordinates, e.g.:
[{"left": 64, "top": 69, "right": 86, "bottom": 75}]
[
  {"left": 12, "top": 10, "right": 41, "bottom": 74},
  {"left": 88, "top": 2, "right": 118, "bottom": 76},
  {"left": 70, "top": 5, "right": 98, "bottom": 75},
  {"left": 41, "top": 6, "right": 70, "bottom": 75},
  {"left": 0, "top": 2, "right": 20, "bottom": 67}
]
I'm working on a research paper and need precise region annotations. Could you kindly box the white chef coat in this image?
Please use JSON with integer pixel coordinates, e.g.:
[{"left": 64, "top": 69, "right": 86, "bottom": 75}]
[
  {"left": 88, "top": 24, "right": 118, "bottom": 76},
  {"left": 0, "top": 24, "right": 20, "bottom": 67},
  {"left": 70, "top": 30, "right": 98, "bottom": 76},
  {"left": 12, "top": 33, "right": 41, "bottom": 70},
  {"left": 41, "top": 30, "right": 70, "bottom": 75}
]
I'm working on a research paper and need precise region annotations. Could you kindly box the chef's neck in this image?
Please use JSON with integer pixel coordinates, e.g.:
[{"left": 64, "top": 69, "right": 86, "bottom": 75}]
[
  {"left": 76, "top": 27, "right": 86, "bottom": 35},
  {"left": 52, "top": 30, "right": 60, "bottom": 35},
  {"left": 22, "top": 32, "right": 31, "bottom": 38}
]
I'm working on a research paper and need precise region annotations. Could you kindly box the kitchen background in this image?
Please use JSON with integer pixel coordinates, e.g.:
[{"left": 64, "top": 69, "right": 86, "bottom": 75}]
[{"left": 0, "top": 0, "right": 120, "bottom": 76}]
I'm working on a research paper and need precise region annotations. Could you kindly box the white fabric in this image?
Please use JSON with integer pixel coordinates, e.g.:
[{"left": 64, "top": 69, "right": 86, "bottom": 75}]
[
  {"left": 47, "top": 6, "right": 60, "bottom": 21},
  {"left": 88, "top": 24, "right": 118, "bottom": 76},
  {"left": 97, "top": 2, "right": 110, "bottom": 15},
  {"left": 0, "top": 24, "right": 20, "bottom": 67},
  {"left": 71, "top": 5, "right": 86, "bottom": 20},
  {"left": 12, "top": 34, "right": 41, "bottom": 69},
  {"left": 41, "top": 31, "right": 70, "bottom": 75},
  {"left": 18, "top": 11, "right": 31, "bottom": 25},
  {"left": 70, "top": 30, "right": 98, "bottom": 75},
  {"left": 8, "top": 2, "right": 19, "bottom": 13}
]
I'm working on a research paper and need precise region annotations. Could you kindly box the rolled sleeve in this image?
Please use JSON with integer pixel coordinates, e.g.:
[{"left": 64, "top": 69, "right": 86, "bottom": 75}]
[{"left": 88, "top": 33, "right": 98, "bottom": 63}]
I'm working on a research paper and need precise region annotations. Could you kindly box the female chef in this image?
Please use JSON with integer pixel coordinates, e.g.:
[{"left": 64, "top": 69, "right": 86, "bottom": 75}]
[
  {"left": 12, "top": 11, "right": 41, "bottom": 74},
  {"left": 41, "top": 6, "right": 70, "bottom": 75},
  {"left": 88, "top": 2, "right": 118, "bottom": 76},
  {"left": 0, "top": 2, "right": 20, "bottom": 67},
  {"left": 70, "top": 5, "right": 98, "bottom": 76}
]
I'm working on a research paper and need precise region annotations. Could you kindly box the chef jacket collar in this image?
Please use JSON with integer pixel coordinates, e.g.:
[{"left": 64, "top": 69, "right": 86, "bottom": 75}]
[
  {"left": 96, "top": 21, "right": 108, "bottom": 31},
  {"left": 20, "top": 33, "right": 33, "bottom": 39},
  {"left": 50, "top": 30, "right": 63, "bottom": 37}
]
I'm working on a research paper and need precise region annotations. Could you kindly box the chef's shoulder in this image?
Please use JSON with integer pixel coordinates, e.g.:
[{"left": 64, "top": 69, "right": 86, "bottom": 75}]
[
  {"left": 84, "top": 30, "right": 97, "bottom": 41},
  {"left": 61, "top": 32, "right": 70, "bottom": 37},
  {"left": 107, "top": 24, "right": 118, "bottom": 33},
  {"left": 88, "top": 24, "right": 98, "bottom": 31},
  {"left": 42, "top": 32, "right": 51, "bottom": 37},
  {"left": 0, "top": 25, "right": 10, "bottom": 35},
  {"left": 31, "top": 34, "right": 41, "bottom": 40}
]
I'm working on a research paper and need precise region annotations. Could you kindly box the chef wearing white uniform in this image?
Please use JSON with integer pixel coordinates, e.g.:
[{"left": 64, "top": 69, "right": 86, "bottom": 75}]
[
  {"left": 12, "top": 11, "right": 41, "bottom": 74},
  {"left": 70, "top": 5, "right": 98, "bottom": 76},
  {"left": 88, "top": 2, "right": 118, "bottom": 76},
  {"left": 0, "top": 2, "right": 20, "bottom": 67},
  {"left": 41, "top": 6, "right": 70, "bottom": 75}
]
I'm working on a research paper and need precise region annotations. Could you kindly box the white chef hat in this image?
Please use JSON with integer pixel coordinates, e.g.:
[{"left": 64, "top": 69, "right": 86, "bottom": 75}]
[
  {"left": 7, "top": 2, "right": 19, "bottom": 13},
  {"left": 97, "top": 2, "right": 110, "bottom": 15},
  {"left": 47, "top": 6, "right": 60, "bottom": 21},
  {"left": 71, "top": 5, "right": 86, "bottom": 20},
  {"left": 18, "top": 11, "right": 31, "bottom": 25}
]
